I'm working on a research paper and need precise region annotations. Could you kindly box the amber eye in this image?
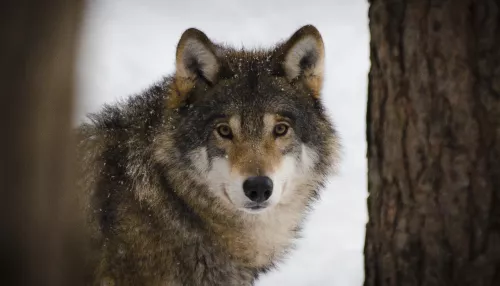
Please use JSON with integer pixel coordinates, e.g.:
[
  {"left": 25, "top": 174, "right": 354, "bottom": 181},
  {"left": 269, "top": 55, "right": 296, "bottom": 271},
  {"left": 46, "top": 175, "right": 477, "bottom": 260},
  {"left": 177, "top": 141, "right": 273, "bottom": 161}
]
[
  {"left": 274, "top": 123, "right": 289, "bottom": 137},
  {"left": 216, "top": 124, "right": 233, "bottom": 139}
]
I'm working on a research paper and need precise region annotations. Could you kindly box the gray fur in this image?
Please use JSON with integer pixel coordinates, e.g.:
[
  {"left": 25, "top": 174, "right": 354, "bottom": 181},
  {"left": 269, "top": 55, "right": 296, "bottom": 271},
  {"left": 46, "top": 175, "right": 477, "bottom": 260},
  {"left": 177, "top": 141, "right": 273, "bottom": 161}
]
[{"left": 76, "top": 25, "right": 340, "bottom": 286}]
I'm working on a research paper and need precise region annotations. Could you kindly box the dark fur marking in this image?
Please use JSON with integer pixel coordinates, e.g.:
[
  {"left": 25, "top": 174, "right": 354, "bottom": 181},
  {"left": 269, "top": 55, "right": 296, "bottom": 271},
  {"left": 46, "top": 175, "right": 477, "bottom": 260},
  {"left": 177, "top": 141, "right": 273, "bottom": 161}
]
[
  {"left": 247, "top": 60, "right": 259, "bottom": 90},
  {"left": 276, "top": 110, "right": 297, "bottom": 123},
  {"left": 94, "top": 142, "right": 127, "bottom": 236},
  {"left": 299, "top": 50, "right": 317, "bottom": 72}
]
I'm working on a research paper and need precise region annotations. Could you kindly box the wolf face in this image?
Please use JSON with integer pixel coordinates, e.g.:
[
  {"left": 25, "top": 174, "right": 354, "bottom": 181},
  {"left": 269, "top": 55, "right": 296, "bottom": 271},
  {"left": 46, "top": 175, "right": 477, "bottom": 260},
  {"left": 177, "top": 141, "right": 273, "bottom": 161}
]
[
  {"left": 161, "top": 25, "right": 338, "bottom": 215},
  {"left": 188, "top": 112, "right": 320, "bottom": 214}
]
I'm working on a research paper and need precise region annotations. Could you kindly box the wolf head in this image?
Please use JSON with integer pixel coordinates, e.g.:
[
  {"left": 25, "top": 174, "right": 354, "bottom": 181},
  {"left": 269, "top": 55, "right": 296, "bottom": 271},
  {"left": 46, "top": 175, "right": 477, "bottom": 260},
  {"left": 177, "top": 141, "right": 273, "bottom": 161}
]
[{"left": 159, "top": 25, "right": 339, "bottom": 215}]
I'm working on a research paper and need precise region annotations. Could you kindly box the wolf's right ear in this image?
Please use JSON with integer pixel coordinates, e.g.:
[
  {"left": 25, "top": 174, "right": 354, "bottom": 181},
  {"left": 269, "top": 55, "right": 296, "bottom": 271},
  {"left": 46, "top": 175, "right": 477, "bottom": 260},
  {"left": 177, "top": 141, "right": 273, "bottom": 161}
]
[{"left": 168, "top": 28, "right": 221, "bottom": 109}]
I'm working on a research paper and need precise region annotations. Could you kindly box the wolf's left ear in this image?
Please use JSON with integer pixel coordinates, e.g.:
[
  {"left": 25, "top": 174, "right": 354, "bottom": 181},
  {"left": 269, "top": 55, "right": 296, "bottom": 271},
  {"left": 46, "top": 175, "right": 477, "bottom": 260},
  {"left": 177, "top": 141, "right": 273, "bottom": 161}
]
[
  {"left": 168, "top": 28, "right": 221, "bottom": 108},
  {"left": 273, "top": 25, "right": 325, "bottom": 98}
]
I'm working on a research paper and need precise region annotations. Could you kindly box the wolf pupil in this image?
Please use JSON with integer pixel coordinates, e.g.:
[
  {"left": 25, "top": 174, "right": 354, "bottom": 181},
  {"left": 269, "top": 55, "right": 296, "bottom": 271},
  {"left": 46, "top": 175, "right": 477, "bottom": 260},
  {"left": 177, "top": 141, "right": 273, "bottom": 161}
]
[
  {"left": 274, "top": 124, "right": 289, "bottom": 136},
  {"left": 217, "top": 125, "right": 232, "bottom": 139}
]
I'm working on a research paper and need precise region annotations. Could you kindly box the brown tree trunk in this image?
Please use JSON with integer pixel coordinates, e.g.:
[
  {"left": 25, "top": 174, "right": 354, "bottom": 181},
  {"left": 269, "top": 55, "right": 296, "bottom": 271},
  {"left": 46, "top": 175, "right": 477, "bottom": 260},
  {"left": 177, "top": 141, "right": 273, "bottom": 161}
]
[
  {"left": 365, "top": 0, "right": 500, "bottom": 285},
  {"left": 0, "top": 1, "right": 84, "bottom": 285}
]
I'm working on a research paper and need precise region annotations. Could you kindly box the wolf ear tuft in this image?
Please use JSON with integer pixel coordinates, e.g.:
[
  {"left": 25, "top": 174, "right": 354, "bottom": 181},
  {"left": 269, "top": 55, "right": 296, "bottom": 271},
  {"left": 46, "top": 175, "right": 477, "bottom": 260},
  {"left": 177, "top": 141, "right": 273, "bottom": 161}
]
[
  {"left": 168, "top": 28, "right": 220, "bottom": 108},
  {"left": 274, "top": 25, "right": 325, "bottom": 98}
]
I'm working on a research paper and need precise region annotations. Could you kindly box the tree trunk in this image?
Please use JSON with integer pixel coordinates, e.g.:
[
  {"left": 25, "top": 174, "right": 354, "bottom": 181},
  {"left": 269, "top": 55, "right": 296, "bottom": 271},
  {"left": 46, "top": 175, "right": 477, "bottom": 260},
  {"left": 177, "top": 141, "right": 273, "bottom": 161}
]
[
  {"left": 365, "top": 0, "right": 500, "bottom": 285},
  {"left": 0, "top": 1, "right": 84, "bottom": 285}
]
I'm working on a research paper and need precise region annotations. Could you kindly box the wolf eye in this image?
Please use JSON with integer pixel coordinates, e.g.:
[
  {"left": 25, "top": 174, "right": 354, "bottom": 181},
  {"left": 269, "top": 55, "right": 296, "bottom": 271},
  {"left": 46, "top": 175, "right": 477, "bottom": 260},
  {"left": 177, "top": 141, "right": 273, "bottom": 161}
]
[
  {"left": 274, "top": 123, "right": 289, "bottom": 137},
  {"left": 216, "top": 124, "right": 233, "bottom": 139}
]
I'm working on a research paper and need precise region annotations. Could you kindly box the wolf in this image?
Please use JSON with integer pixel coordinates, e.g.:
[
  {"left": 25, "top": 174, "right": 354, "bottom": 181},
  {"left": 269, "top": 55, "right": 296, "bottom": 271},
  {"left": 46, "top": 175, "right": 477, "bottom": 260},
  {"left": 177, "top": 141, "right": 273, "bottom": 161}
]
[{"left": 76, "top": 24, "right": 340, "bottom": 286}]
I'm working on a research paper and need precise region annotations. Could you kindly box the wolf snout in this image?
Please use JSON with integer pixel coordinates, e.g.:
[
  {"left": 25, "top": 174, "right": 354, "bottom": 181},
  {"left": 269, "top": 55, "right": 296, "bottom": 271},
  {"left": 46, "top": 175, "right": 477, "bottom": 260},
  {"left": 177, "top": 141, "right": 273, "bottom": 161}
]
[{"left": 242, "top": 176, "right": 273, "bottom": 203}]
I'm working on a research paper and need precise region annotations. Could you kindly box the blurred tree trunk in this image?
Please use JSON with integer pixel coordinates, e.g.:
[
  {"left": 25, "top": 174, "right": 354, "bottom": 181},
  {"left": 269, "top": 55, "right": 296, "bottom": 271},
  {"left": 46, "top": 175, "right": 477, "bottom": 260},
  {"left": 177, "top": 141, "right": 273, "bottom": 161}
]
[
  {"left": 365, "top": 0, "right": 500, "bottom": 285},
  {"left": 0, "top": 1, "right": 84, "bottom": 285}
]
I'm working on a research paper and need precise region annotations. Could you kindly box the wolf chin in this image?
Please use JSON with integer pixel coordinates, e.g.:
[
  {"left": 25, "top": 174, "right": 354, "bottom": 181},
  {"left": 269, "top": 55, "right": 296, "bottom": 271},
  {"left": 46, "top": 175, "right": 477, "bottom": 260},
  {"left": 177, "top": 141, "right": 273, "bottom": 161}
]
[{"left": 76, "top": 24, "right": 340, "bottom": 285}]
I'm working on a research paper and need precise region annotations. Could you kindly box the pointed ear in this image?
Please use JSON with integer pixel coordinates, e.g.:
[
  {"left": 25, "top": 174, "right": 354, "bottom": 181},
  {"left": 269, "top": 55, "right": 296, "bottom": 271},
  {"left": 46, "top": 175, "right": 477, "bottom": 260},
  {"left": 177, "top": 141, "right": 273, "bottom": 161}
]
[
  {"left": 168, "top": 28, "right": 221, "bottom": 108},
  {"left": 273, "top": 25, "right": 325, "bottom": 98}
]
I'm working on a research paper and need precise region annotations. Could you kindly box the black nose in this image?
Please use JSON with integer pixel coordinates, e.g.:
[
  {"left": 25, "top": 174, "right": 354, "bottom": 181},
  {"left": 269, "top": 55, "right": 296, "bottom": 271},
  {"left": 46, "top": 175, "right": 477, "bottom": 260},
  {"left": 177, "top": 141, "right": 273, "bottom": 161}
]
[{"left": 243, "top": 176, "right": 273, "bottom": 203}]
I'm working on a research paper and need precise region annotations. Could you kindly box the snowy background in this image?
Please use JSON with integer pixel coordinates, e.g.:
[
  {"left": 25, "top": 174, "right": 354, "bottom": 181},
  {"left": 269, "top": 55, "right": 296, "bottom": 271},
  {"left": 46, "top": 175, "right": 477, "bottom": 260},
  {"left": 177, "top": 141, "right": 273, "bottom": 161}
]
[{"left": 76, "top": 0, "right": 369, "bottom": 285}]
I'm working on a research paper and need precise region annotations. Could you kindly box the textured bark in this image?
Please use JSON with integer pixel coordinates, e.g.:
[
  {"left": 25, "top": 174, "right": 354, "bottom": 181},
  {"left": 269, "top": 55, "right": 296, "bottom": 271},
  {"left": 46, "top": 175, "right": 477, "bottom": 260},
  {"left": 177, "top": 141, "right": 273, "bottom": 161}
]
[
  {"left": 365, "top": 0, "right": 500, "bottom": 285},
  {"left": 0, "top": 1, "right": 84, "bottom": 285}
]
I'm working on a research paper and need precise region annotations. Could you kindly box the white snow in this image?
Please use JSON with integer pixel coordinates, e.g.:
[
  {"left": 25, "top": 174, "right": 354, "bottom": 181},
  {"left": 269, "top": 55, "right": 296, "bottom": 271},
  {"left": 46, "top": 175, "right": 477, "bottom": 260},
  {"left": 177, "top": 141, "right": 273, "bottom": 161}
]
[{"left": 76, "top": 0, "right": 369, "bottom": 285}]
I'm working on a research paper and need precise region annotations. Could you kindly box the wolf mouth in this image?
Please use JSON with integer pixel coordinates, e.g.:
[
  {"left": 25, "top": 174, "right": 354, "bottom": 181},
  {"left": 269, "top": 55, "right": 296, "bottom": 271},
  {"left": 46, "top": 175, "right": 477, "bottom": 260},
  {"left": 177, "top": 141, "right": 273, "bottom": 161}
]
[
  {"left": 222, "top": 184, "right": 233, "bottom": 204},
  {"left": 244, "top": 202, "right": 269, "bottom": 210}
]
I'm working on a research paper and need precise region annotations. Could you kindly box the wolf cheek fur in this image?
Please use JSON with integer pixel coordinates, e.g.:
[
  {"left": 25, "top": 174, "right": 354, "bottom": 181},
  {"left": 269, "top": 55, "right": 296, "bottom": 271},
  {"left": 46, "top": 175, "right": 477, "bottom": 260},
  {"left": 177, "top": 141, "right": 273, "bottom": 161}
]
[{"left": 78, "top": 24, "right": 341, "bottom": 285}]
